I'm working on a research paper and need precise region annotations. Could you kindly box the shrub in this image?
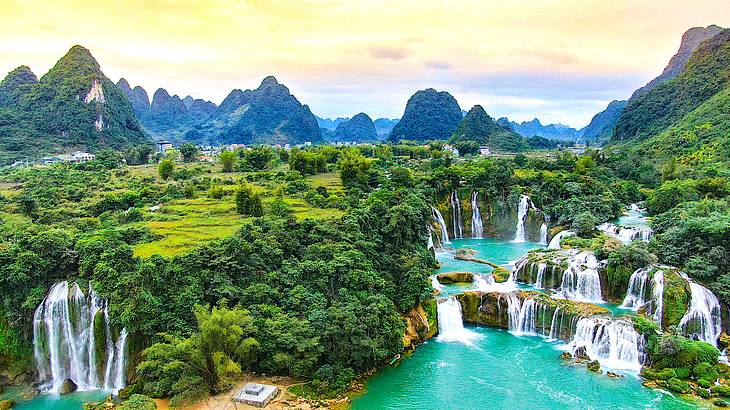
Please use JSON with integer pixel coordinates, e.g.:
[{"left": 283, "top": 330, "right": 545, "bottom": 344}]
[
  {"left": 667, "top": 378, "right": 690, "bottom": 394},
  {"left": 715, "top": 385, "right": 730, "bottom": 397},
  {"left": 158, "top": 159, "right": 174, "bottom": 180},
  {"left": 235, "top": 184, "right": 264, "bottom": 217}
]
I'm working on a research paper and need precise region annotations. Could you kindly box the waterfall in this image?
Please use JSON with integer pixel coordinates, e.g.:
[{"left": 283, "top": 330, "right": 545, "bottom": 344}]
[
  {"left": 620, "top": 267, "right": 650, "bottom": 310},
  {"left": 431, "top": 207, "right": 450, "bottom": 245},
  {"left": 539, "top": 223, "right": 548, "bottom": 245},
  {"left": 450, "top": 191, "right": 463, "bottom": 238},
  {"left": 556, "top": 251, "right": 603, "bottom": 302},
  {"left": 431, "top": 276, "right": 444, "bottom": 292},
  {"left": 568, "top": 317, "right": 644, "bottom": 372},
  {"left": 427, "top": 229, "right": 435, "bottom": 250},
  {"left": 598, "top": 222, "right": 652, "bottom": 243},
  {"left": 679, "top": 273, "right": 722, "bottom": 346},
  {"left": 651, "top": 271, "right": 665, "bottom": 325},
  {"left": 534, "top": 263, "right": 547, "bottom": 289},
  {"left": 470, "top": 192, "right": 484, "bottom": 239},
  {"left": 513, "top": 195, "right": 530, "bottom": 242},
  {"left": 548, "top": 230, "right": 574, "bottom": 249},
  {"left": 33, "top": 281, "right": 128, "bottom": 394},
  {"left": 437, "top": 297, "right": 480, "bottom": 345}
]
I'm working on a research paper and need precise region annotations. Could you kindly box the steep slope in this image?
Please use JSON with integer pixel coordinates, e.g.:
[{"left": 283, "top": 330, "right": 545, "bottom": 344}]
[
  {"left": 0, "top": 45, "right": 149, "bottom": 163},
  {"left": 583, "top": 25, "right": 723, "bottom": 144},
  {"left": 332, "top": 113, "right": 378, "bottom": 142},
  {"left": 0, "top": 66, "right": 38, "bottom": 106},
  {"left": 630, "top": 25, "right": 724, "bottom": 100},
  {"left": 449, "top": 105, "right": 527, "bottom": 151},
  {"left": 116, "top": 78, "right": 150, "bottom": 120},
  {"left": 613, "top": 28, "right": 730, "bottom": 142},
  {"left": 191, "top": 76, "right": 322, "bottom": 145},
  {"left": 580, "top": 100, "right": 628, "bottom": 143},
  {"left": 388, "top": 88, "right": 462, "bottom": 142}
]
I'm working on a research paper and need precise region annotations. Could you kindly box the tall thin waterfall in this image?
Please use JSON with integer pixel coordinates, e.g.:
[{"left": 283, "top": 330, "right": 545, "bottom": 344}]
[
  {"left": 450, "top": 191, "right": 463, "bottom": 238},
  {"left": 33, "top": 281, "right": 128, "bottom": 394},
  {"left": 534, "top": 263, "right": 547, "bottom": 289},
  {"left": 432, "top": 207, "right": 450, "bottom": 244},
  {"left": 539, "top": 223, "right": 548, "bottom": 245},
  {"left": 470, "top": 192, "right": 484, "bottom": 239},
  {"left": 651, "top": 271, "right": 665, "bottom": 325},
  {"left": 679, "top": 273, "right": 722, "bottom": 346},
  {"left": 548, "top": 230, "right": 574, "bottom": 249},
  {"left": 427, "top": 229, "right": 435, "bottom": 250},
  {"left": 513, "top": 195, "right": 530, "bottom": 242},
  {"left": 568, "top": 317, "right": 644, "bottom": 372},
  {"left": 556, "top": 251, "right": 603, "bottom": 302},
  {"left": 620, "top": 267, "right": 650, "bottom": 310},
  {"left": 437, "top": 297, "right": 480, "bottom": 345}
]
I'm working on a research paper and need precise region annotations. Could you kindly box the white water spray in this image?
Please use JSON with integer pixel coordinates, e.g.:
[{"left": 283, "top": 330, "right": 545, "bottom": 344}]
[
  {"left": 556, "top": 251, "right": 603, "bottom": 303},
  {"left": 33, "top": 281, "right": 128, "bottom": 394},
  {"left": 471, "top": 191, "right": 484, "bottom": 239},
  {"left": 437, "top": 297, "right": 480, "bottom": 345},
  {"left": 568, "top": 317, "right": 644, "bottom": 372},
  {"left": 513, "top": 195, "right": 530, "bottom": 242},
  {"left": 679, "top": 273, "right": 722, "bottom": 346}
]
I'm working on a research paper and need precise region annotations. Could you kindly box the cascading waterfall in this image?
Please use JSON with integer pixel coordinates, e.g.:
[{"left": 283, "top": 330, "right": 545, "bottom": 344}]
[
  {"left": 431, "top": 207, "right": 450, "bottom": 245},
  {"left": 556, "top": 251, "right": 603, "bottom": 302},
  {"left": 679, "top": 273, "right": 722, "bottom": 346},
  {"left": 598, "top": 222, "right": 652, "bottom": 243},
  {"left": 437, "top": 297, "right": 480, "bottom": 345},
  {"left": 568, "top": 317, "right": 644, "bottom": 372},
  {"left": 450, "top": 191, "right": 463, "bottom": 238},
  {"left": 470, "top": 191, "right": 484, "bottom": 239},
  {"left": 534, "top": 263, "right": 547, "bottom": 289},
  {"left": 651, "top": 271, "right": 665, "bottom": 325},
  {"left": 33, "top": 281, "right": 128, "bottom": 394},
  {"left": 620, "top": 267, "right": 650, "bottom": 310},
  {"left": 539, "top": 223, "right": 548, "bottom": 245},
  {"left": 513, "top": 195, "right": 530, "bottom": 242},
  {"left": 548, "top": 230, "right": 574, "bottom": 249}
]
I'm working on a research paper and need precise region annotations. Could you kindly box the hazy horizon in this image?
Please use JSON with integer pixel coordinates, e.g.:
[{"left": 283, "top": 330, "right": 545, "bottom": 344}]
[{"left": 2, "top": 0, "right": 729, "bottom": 128}]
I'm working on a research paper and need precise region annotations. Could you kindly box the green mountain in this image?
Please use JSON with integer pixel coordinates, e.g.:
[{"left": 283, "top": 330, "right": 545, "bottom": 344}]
[
  {"left": 0, "top": 65, "right": 38, "bottom": 107},
  {"left": 614, "top": 28, "right": 730, "bottom": 142},
  {"left": 185, "top": 76, "right": 322, "bottom": 145},
  {"left": 450, "top": 105, "right": 527, "bottom": 151},
  {"left": 0, "top": 46, "right": 149, "bottom": 163},
  {"left": 332, "top": 112, "right": 378, "bottom": 142},
  {"left": 583, "top": 25, "right": 723, "bottom": 145},
  {"left": 388, "top": 88, "right": 462, "bottom": 142}
]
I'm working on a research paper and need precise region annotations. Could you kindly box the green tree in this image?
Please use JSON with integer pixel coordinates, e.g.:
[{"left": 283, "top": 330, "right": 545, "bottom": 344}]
[
  {"left": 179, "top": 143, "right": 199, "bottom": 162},
  {"left": 219, "top": 150, "right": 236, "bottom": 172},
  {"left": 158, "top": 159, "right": 175, "bottom": 180},
  {"left": 235, "top": 184, "right": 264, "bottom": 217}
]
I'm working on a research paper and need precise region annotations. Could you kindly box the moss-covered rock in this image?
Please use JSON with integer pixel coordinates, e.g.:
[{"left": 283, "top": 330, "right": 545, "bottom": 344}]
[
  {"left": 667, "top": 377, "right": 691, "bottom": 394},
  {"left": 436, "top": 272, "right": 474, "bottom": 284},
  {"left": 0, "top": 399, "right": 14, "bottom": 410},
  {"left": 662, "top": 270, "right": 691, "bottom": 329},
  {"left": 402, "top": 300, "right": 438, "bottom": 350},
  {"left": 587, "top": 360, "right": 601, "bottom": 372}
]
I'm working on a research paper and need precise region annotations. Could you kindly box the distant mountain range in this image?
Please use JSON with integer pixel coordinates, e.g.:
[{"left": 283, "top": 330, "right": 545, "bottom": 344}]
[
  {"left": 497, "top": 118, "right": 581, "bottom": 141},
  {"left": 452, "top": 106, "right": 527, "bottom": 151}
]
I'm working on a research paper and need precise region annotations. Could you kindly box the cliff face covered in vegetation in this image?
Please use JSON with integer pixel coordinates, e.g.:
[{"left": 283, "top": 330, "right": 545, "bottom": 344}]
[
  {"left": 388, "top": 88, "right": 462, "bottom": 142},
  {"left": 0, "top": 46, "right": 150, "bottom": 164}
]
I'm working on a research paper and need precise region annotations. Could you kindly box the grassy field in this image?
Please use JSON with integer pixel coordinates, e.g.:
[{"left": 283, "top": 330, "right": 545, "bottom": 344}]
[{"left": 131, "top": 163, "right": 344, "bottom": 258}]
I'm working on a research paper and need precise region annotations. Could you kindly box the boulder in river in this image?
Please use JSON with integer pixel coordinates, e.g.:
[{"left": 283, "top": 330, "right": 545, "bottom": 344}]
[
  {"left": 60, "top": 378, "right": 78, "bottom": 395},
  {"left": 0, "top": 399, "right": 15, "bottom": 410},
  {"left": 437, "top": 272, "right": 474, "bottom": 284},
  {"left": 587, "top": 360, "right": 601, "bottom": 372},
  {"left": 574, "top": 346, "right": 590, "bottom": 360}
]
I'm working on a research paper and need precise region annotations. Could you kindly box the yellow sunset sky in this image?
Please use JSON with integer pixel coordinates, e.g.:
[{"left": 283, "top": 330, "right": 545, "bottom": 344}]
[{"left": 2, "top": 0, "right": 729, "bottom": 126}]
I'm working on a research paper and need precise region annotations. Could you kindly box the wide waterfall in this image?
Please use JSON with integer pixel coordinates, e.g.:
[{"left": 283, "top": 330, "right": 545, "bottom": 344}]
[
  {"left": 471, "top": 191, "right": 484, "bottom": 239},
  {"left": 620, "top": 267, "right": 650, "bottom": 310},
  {"left": 437, "top": 297, "right": 480, "bottom": 345},
  {"left": 548, "top": 230, "right": 574, "bottom": 249},
  {"left": 505, "top": 295, "right": 576, "bottom": 341},
  {"left": 450, "top": 191, "right": 464, "bottom": 238},
  {"left": 556, "top": 251, "right": 603, "bottom": 302},
  {"left": 568, "top": 317, "right": 644, "bottom": 372},
  {"left": 431, "top": 207, "right": 450, "bottom": 245},
  {"left": 679, "top": 273, "right": 722, "bottom": 346},
  {"left": 513, "top": 195, "right": 530, "bottom": 242},
  {"left": 32, "top": 281, "right": 128, "bottom": 394},
  {"left": 651, "top": 271, "right": 665, "bottom": 325},
  {"left": 539, "top": 223, "right": 548, "bottom": 245}
]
